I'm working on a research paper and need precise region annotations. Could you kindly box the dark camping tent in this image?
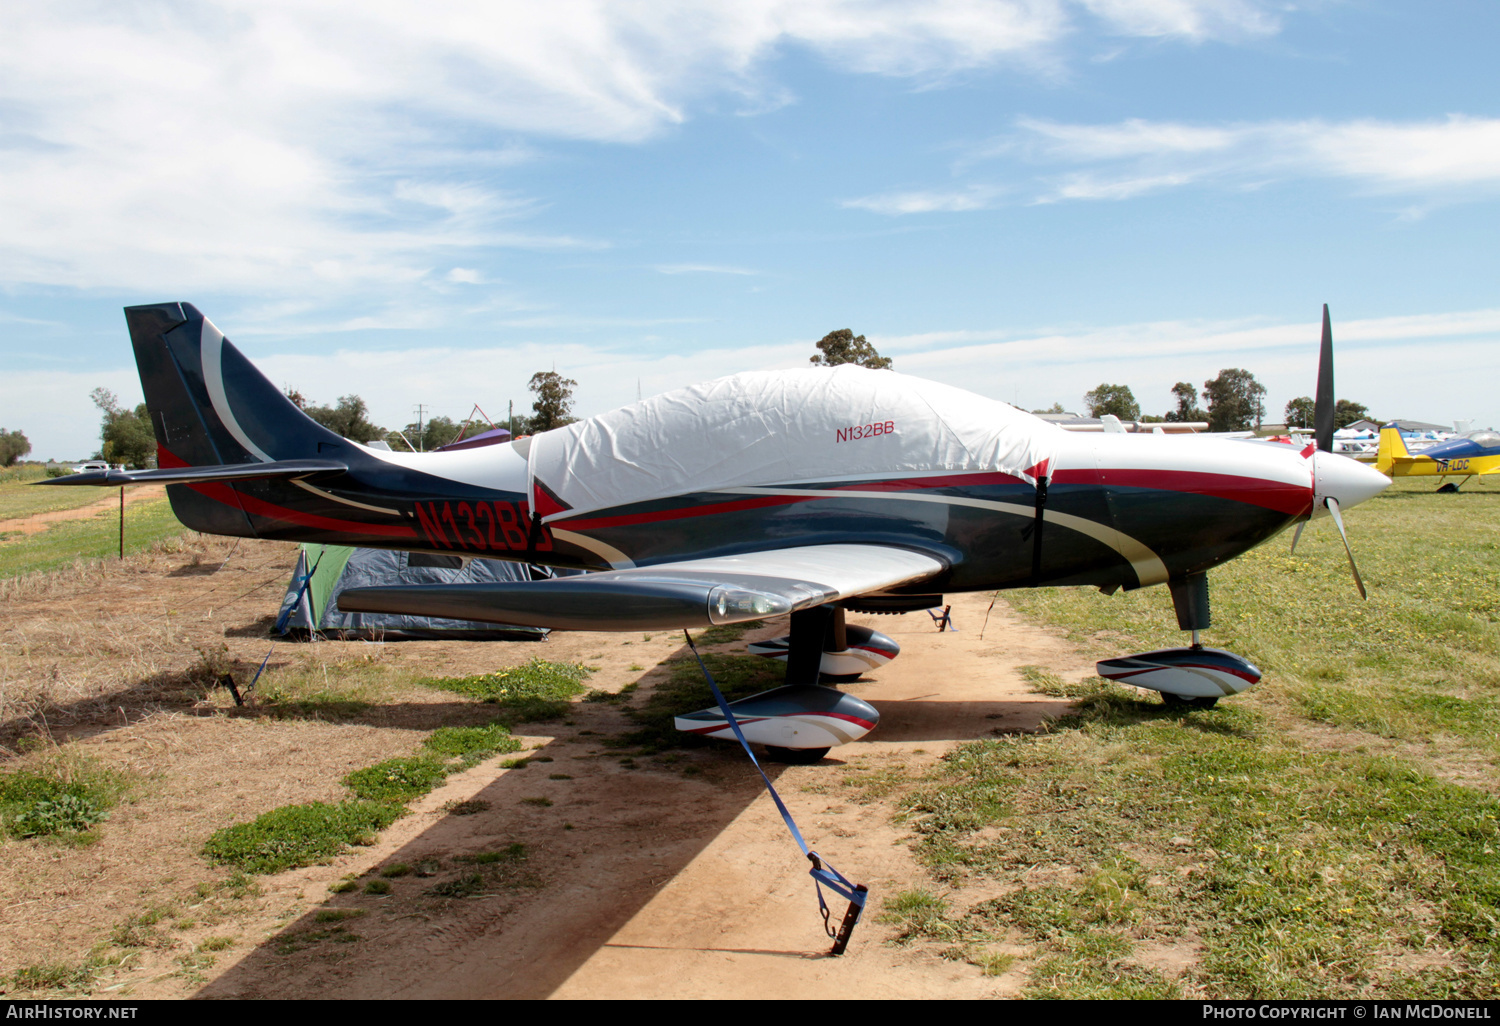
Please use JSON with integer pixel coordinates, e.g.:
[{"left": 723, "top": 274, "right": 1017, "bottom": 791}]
[{"left": 275, "top": 544, "right": 561, "bottom": 639}]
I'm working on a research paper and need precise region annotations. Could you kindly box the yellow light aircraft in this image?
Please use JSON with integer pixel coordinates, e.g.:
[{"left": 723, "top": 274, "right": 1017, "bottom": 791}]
[{"left": 1377, "top": 424, "right": 1500, "bottom": 491}]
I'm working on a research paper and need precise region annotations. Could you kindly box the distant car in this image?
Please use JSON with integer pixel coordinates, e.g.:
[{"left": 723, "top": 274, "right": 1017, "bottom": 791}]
[{"left": 72, "top": 461, "right": 123, "bottom": 473}]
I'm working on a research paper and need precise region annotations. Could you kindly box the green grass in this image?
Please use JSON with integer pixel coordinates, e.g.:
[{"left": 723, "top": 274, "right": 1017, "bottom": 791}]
[
  {"left": 1006, "top": 477, "right": 1500, "bottom": 749},
  {"left": 692, "top": 619, "right": 766, "bottom": 646},
  {"left": 423, "top": 723, "right": 524, "bottom": 764},
  {"left": 7, "top": 960, "right": 102, "bottom": 993},
  {"left": 457, "top": 843, "right": 527, "bottom": 864},
  {"left": 838, "top": 480, "right": 1500, "bottom": 997},
  {"left": 203, "top": 721, "right": 526, "bottom": 877},
  {"left": 418, "top": 658, "right": 592, "bottom": 722},
  {"left": 615, "top": 652, "right": 784, "bottom": 752},
  {"left": 342, "top": 757, "right": 450, "bottom": 804},
  {"left": 878, "top": 889, "right": 962, "bottom": 944},
  {"left": 0, "top": 497, "right": 188, "bottom": 578},
  {"left": 0, "top": 466, "right": 117, "bottom": 522},
  {"left": 896, "top": 715, "right": 1500, "bottom": 997},
  {"left": 0, "top": 754, "right": 129, "bottom": 841},
  {"left": 429, "top": 844, "right": 538, "bottom": 897},
  {"left": 201, "top": 800, "right": 401, "bottom": 874}
]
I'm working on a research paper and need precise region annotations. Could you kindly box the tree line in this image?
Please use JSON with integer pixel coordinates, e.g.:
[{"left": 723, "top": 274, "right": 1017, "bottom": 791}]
[
  {"left": 0, "top": 428, "right": 30, "bottom": 467},
  {"left": 805, "top": 331, "right": 1376, "bottom": 435},
  {"left": 1069, "top": 374, "right": 1370, "bottom": 434},
  {"left": 282, "top": 370, "right": 580, "bottom": 452},
  {"left": 77, "top": 371, "right": 584, "bottom": 469}
]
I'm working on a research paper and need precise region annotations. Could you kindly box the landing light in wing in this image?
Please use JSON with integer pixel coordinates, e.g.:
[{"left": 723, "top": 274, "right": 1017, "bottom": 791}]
[{"left": 710, "top": 586, "right": 793, "bottom": 623}]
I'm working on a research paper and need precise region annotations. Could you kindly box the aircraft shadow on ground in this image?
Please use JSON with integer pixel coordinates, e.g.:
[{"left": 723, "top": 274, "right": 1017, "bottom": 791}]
[
  {"left": 190, "top": 691, "right": 1069, "bottom": 998},
  {"left": 193, "top": 738, "right": 799, "bottom": 999}
]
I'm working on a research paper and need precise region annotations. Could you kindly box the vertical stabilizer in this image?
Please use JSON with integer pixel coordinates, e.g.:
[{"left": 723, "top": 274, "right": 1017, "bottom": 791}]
[
  {"left": 1375, "top": 422, "right": 1408, "bottom": 474},
  {"left": 125, "top": 303, "right": 343, "bottom": 536},
  {"left": 126, "top": 303, "right": 340, "bottom": 468}
]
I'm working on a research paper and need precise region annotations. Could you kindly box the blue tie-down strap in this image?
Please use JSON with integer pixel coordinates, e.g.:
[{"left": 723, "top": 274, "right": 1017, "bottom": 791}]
[
  {"left": 682, "top": 631, "right": 869, "bottom": 955},
  {"left": 274, "top": 550, "right": 325, "bottom": 636}
]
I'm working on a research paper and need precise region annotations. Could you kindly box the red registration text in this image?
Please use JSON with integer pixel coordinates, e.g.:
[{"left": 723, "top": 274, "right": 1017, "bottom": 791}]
[
  {"left": 414, "top": 500, "right": 554, "bottom": 553},
  {"left": 836, "top": 421, "right": 896, "bottom": 443}
]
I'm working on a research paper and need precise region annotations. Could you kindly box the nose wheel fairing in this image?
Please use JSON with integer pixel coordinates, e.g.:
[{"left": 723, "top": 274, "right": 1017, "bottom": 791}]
[
  {"left": 1097, "top": 647, "right": 1263, "bottom": 700},
  {"left": 1098, "top": 572, "right": 1262, "bottom": 705}
]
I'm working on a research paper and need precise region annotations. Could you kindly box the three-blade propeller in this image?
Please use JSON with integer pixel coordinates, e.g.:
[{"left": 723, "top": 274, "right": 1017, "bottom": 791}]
[{"left": 1290, "top": 304, "right": 1370, "bottom": 599}]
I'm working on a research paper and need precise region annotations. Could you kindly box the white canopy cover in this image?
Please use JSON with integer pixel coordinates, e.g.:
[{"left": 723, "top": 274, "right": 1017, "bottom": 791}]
[{"left": 530, "top": 366, "right": 1057, "bottom": 519}]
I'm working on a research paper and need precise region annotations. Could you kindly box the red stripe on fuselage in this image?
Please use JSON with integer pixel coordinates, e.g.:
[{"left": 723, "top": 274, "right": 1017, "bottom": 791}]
[
  {"left": 1053, "top": 467, "right": 1312, "bottom": 516},
  {"left": 561, "top": 493, "right": 816, "bottom": 531},
  {"left": 157, "top": 445, "right": 417, "bottom": 539}
]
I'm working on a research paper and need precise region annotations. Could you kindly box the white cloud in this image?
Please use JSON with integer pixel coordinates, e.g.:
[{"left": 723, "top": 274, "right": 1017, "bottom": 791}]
[
  {"left": 842, "top": 185, "right": 1001, "bottom": 214},
  {"left": 1078, "top": 0, "right": 1279, "bottom": 41},
  {"left": 858, "top": 115, "right": 1500, "bottom": 214},
  {"left": 654, "top": 264, "right": 759, "bottom": 275},
  {"left": 1018, "top": 114, "right": 1500, "bottom": 204},
  {"left": 0, "top": 1, "right": 1286, "bottom": 295},
  {"left": 1016, "top": 116, "right": 1239, "bottom": 158}
]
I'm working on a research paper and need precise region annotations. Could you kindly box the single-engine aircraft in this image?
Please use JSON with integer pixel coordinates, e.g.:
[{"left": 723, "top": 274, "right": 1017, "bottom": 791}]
[
  {"left": 47, "top": 302, "right": 1390, "bottom": 761},
  {"left": 1376, "top": 423, "right": 1500, "bottom": 491}
]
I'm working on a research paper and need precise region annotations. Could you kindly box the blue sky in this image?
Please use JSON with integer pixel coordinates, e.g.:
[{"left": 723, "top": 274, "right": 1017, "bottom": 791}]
[{"left": 4, "top": 0, "right": 1499, "bottom": 459}]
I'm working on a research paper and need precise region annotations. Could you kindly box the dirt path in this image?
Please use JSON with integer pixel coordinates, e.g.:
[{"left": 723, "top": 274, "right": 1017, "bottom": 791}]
[
  {"left": 1, "top": 485, "right": 166, "bottom": 535},
  {"left": 0, "top": 538, "right": 1101, "bottom": 1000},
  {"left": 188, "top": 592, "right": 1093, "bottom": 1000}
]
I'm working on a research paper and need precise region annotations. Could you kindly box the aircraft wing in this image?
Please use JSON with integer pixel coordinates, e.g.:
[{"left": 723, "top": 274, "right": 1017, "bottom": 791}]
[
  {"left": 37, "top": 459, "right": 349, "bottom": 487},
  {"left": 336, "top": 543, "right": 947, "bottom": 631}
]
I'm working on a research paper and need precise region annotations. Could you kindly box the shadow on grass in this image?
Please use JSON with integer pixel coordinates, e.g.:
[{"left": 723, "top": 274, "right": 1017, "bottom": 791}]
[
  {"left": 0, "top": 647, "right": 572, "bottom": 750},
  {"left": 166, "top": 562, "right": 224, "bottom": 578},
  {"left": 221, "top": 616, "right": 278, "bottom": 638},
  {"left": 1049, "top": 689, "right": 1262, "bottom": 739}
]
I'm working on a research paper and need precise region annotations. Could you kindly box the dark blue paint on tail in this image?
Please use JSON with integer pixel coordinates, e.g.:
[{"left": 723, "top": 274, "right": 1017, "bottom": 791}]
[{"left": 125, "top": 303, "right": 343, "bottom": 535}]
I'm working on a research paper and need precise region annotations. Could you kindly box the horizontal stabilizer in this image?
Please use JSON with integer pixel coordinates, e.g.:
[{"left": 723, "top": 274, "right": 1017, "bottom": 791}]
[
  {"left": 338, "top": 543, "right": 946, "bottom": 631},
  {"left": 38, "top": 459, "right": 348, "bottom": 487}
]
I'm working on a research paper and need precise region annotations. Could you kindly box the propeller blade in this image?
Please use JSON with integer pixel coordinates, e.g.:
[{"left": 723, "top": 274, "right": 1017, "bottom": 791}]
[
  {"left": 1324, "top": 497, "right": 1367, "bottom": 599},
  {"left": 1290, "top": 519, "right": 1306, "bottom": 554},
  {"left": 1315, "top": 303, "right": 1335, "bottom": 453}
]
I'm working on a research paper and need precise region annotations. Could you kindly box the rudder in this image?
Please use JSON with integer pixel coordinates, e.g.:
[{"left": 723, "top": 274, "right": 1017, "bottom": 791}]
[
  {"left": 125, "top": 302, "right": 343, "bottom": 535},
  {"left": 1375, "top": 422, "right": 1408, "bottom": 474}
]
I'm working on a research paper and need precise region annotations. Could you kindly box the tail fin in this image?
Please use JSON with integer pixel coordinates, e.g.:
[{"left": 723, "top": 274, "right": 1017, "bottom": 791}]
[
  {"left": 1376, "top": 422, "right": 1408, "bottom": 474},
  {"left": 127, "top": 302, "right": 339, "bottom": 467},
  {"left": 127, "top": 302, "right": 342, "bottom": 534}
]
